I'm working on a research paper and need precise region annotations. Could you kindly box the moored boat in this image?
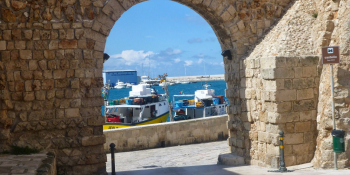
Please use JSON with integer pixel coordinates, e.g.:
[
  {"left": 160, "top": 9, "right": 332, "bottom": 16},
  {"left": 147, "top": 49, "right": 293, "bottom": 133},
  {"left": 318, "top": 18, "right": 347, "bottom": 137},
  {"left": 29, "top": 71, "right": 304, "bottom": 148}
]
[
  {"left": 126, "top": 83, "right": 133, "bottom": 88},
  {"left": 103, "top": 84, "right": 169, "bottom": 130},
  {"left": 171, "top": 82, "right": 227, "bottom": 121},
  {"left": 115, "top": 80, "right": 127, "bottom": 89}
]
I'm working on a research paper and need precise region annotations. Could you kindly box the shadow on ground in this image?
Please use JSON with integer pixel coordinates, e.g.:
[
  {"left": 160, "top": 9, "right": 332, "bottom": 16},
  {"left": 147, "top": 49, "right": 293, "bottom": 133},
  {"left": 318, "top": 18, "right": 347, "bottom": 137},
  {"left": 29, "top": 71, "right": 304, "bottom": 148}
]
[{"left": 108, "top": 164, "right": 245, "bottom": 175}]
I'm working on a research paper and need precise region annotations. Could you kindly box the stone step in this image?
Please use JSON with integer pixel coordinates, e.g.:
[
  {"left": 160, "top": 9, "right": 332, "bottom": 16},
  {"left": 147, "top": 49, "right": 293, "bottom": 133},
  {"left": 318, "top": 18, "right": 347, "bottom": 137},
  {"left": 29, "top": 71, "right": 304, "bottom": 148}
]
[{"left": 217, "top": 152, "right": 245, "bottom": 166}]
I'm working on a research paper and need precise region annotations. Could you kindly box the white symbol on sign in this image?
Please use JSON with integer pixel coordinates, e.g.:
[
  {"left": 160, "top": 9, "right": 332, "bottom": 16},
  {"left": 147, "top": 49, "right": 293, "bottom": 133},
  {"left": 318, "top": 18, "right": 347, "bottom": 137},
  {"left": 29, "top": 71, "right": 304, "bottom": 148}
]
[{"left": 328, "top": 48, "right": 334, "bottom": 54}]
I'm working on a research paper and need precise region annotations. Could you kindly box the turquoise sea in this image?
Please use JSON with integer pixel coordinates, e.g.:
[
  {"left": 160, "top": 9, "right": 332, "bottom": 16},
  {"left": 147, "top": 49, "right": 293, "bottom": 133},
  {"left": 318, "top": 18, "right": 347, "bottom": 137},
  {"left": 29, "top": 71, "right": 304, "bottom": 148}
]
[{"left": 103, "top": 80, "right": 227, "bottom": 121}]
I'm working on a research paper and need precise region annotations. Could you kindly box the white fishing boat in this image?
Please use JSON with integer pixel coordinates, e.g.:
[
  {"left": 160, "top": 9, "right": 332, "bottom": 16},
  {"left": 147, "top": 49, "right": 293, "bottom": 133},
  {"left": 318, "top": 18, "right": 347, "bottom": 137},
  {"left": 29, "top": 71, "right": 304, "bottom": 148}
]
[
  {"left": 180, "top": 81, "right": 189, "bottom": 84},
  {"left": 104, "top": 84, "right": 169, "bottom": 130},
  {"left": 126, "top": 83, "right": 134, "bottom": 88},
  {"left": 159, "top": 81, "right": 169, "bottom": 87},
  {"left": 139, "top": 81, "right": 151, "bottom": 88},
  {"left": 115, "top": 80, "right": 127, "bottom": 89},
  {"left": 171, "top": 82, "right": 227, "bottom": 121}
]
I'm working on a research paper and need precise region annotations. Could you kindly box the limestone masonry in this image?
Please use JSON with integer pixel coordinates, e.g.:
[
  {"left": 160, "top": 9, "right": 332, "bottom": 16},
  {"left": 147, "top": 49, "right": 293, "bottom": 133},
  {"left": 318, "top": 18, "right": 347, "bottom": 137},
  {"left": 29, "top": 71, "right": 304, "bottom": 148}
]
[
  {"left": 104, "top": 115, "right": 228, "bottom": 153},
  {"left": 0, "top": 0, "right": 349, "bottom": 174}
]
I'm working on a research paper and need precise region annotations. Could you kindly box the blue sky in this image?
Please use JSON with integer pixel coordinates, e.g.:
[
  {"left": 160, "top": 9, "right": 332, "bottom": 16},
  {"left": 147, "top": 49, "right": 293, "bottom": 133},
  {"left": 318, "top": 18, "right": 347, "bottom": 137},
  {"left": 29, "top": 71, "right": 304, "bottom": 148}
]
[{"left": 104, "top": 0, "right": 224, "bottom": 77}]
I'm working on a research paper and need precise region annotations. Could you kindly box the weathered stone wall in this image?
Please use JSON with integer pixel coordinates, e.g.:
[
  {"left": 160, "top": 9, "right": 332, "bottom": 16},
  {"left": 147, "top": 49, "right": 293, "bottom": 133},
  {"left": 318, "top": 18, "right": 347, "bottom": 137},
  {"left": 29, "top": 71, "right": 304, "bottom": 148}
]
[
  {"left": 228, "top": 55, "right": 320, "bottom": 167},
  {"left": 104, "top": 115, "right": 228, "bottom": 152},
  {"left": 225, "top": 0, "right": 322, "bottom": 168},
  {"left": 312, "top": 0, "right": 350, "bottom": 169},
  {"left": 0, "top": 0, "right": 294, "bottom": 174},
  {"left": 225, "top": 0, "right": 350, "bottom": 169},
  {"left": 1, "top": 0, "right": 349, "bottom": 173}
]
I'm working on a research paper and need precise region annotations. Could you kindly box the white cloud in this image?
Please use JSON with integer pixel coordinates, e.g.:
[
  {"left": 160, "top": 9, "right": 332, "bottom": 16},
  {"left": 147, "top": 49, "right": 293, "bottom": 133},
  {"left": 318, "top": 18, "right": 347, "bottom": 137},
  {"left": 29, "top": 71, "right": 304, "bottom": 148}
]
[
  {"left": 110, "top": 50, "right": 155, "bottom": 66},
  {"left": 208, "top": 61, "right": 224, "bottom": 67},
  {"left": 184, "top": 60, "right": 193, "bottom": 66},
  {"left": 165, "top": 48, "right": 182, "bottom": 55},
  {"left": 197, "top": 59, "right": 204, "bottom": 64},
  {"left": 188, "top": 38, "right": 202, "bottom": 44},
  {"left": 105, "top": 48, "right": 183, "bottom": 70}
]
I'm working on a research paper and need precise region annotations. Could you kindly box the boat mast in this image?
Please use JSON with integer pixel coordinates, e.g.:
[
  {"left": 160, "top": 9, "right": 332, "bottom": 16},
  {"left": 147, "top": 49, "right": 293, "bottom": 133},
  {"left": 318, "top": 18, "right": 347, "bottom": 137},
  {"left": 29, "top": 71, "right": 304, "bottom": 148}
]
[
  {"left": 148, "top": 56, "right": 150, "bottom": 78},
  {"left": 162, "top": 84, "right": 173, "bottom": 122}
]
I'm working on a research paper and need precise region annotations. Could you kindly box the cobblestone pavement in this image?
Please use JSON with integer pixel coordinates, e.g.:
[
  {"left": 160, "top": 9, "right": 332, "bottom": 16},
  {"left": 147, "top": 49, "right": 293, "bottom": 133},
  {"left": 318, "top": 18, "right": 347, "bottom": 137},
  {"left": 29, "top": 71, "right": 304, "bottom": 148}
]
[
  {"left": 106, "top": 141, "right": 350, "bottom": 175},
  {"left": 0, "top": 153, "right": 47, "bottom": 175}
]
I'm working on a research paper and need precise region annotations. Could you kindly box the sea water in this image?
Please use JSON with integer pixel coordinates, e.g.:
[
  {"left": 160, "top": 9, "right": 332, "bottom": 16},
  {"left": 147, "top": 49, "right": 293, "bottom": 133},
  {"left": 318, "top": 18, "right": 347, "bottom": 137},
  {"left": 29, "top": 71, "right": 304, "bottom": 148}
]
[{"left": 102, "top": 80, "right": 227, "bottom": 121}]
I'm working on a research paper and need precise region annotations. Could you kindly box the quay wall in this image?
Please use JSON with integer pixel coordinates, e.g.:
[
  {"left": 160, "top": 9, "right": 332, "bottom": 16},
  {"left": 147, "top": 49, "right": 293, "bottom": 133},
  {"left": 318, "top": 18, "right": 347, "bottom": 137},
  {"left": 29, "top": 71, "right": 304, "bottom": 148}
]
[
  {"left": 166, "top": 74, "right": 224, "bottom": 82},
  {"left": 103, "top": 115, "right": 228, "bottom": 152}
]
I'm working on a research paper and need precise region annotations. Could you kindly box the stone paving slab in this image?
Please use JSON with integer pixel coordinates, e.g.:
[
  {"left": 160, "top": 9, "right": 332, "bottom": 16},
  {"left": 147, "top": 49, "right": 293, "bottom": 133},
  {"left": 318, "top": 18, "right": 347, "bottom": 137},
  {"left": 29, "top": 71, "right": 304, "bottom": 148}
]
[
  {"left": 0, "top": 152, "right": 53, "bottom": 175},
  {"left": 106, "top": 141, "right": 350, "bottom": 175}
]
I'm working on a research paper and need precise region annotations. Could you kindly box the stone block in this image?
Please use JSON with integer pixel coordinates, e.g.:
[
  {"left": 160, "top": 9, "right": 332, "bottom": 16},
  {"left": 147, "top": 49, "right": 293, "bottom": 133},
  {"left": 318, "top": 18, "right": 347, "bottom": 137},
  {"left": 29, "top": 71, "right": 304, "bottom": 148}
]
[
  {"left": 258, "top": 131, "right": 268, "bottom": 142},
  {"left": 284, "top": 133, "right": 304, "bottom": 145},
  {"left": 59, "top": 40, "right": 77, "bottom": 49},
  {"left": 270, "top": 89, "right": 296, "bottom": 101},
  {"left": 23, "top": 92, "right": 35, "bottom": 101},
  {"left": 294, "top": 67, "right": 303, "bottom": 78},
  {"left": 297, "top": 88, "right": 314, "bottom": 100},
  {"left": 299, "top": 111, "right": 313, "bottom": 121},
  {"left": 299, "top": 56, "right": 319, "bottom": 66},
  {"left": 217, "top": 153, "right": 245, "bottom": 166},
  {"left": 19, "top": 50, "right": 32, "bottom": 59},
  {"left": 285, "top": 155, "right": 296, "bottom": 166},
  {"left": 42, "top": 79, "right": 54, "bottom": 90},
  {"left": 24, "top": 80, "right": 32, "bottom": 91},
  {"left": 55, "top": 79, "right": 69, "bottom": 88},
  {"left": 261, "top": 68, "right": 275, "bottom": 80},
  {"left": 53, "top": 70, "right": 67, "bottom": 79},
  {"left": 44, "top": 50, "right": 55, "bottom": 60},
  {"left": 302, "top": 66, "right": 317, "bottom": 77},
  {"left": 35, "top": 91, "right": 46, "bottom": 101},
  {"left": 237, "top": 20, "right": 245, "bottom": 31},
  {"left": 14, "top": 41, "right": 26, "bottom": 49},
  {"left": 266, "top": 144, "right": 279, "bottom": 156},
  {"left": 21, "top": 71, "right": 33, "bottom": 80},
  {"left": 65, "top": 108, "right": 80, "bottom": 118},
  {"left": 264, "top": 102, "right": 292, "bottom": 113},
  {"left": 292, "top": 143, "right": 310, "bottom": 156},
  {"left": 275, "top": 68, "right": 294, "bottom": 78},
  {"left": 293, "top": 99, "right": 316, "bottom": 111},
  {"left": 294, "top": 121, "right": 311, "bottom": 132},
  {"left": 29, "top": 60, "right": 38, "bottom": 70},
  {"left": 82, "top": 135, "right": 106, "bottom": 146},
  {"left": 260, "top": 57, "right": 286, "bottom": 68}
]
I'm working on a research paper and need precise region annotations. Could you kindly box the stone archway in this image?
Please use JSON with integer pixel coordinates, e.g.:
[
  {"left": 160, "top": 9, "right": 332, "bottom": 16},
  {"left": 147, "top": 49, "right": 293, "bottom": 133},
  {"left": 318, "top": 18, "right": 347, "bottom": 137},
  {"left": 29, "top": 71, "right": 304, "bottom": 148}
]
[{"left": 0, "top": 0, "right": 297, "bottom": 174}]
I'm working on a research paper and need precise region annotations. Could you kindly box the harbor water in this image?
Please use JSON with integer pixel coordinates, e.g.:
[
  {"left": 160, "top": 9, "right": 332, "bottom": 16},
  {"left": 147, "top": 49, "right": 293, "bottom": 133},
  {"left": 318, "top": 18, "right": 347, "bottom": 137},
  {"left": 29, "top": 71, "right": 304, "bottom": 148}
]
[{"left": 103, "top": 80, "right": 227, "bottom": 121}]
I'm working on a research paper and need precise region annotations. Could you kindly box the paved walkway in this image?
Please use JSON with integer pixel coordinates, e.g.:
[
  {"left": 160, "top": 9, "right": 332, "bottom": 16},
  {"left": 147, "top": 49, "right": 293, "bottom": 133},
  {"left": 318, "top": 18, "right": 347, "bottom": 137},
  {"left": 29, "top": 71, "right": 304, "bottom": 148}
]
[
  {"left": 106, "top": 141, "right": 350, "bottom": 175},
  {"left": 0, "top": 153, "right": 48, "bottom": 175}
]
